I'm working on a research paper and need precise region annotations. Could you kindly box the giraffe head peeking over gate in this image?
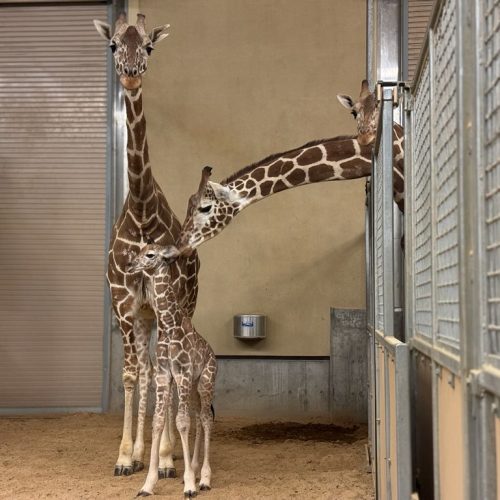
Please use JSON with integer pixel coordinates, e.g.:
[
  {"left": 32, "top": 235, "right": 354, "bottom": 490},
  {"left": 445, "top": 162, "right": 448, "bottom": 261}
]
[
  {"left": 336, "top": 79, "right": 379, "bottom": 146},
  {"left": 94, "top": 12, "right": 169, "bottom": 90}
]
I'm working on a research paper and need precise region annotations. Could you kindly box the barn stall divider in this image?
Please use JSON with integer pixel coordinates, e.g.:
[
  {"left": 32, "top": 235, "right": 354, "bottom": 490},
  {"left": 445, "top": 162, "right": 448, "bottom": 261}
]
[{"left": 367, "top": 0, "right": 500, "bottom": 498}]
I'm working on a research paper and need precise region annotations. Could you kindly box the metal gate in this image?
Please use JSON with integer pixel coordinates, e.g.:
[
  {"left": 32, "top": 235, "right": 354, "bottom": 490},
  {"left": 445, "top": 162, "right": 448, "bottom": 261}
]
[
  {"left": 366, "top": 83, "right": 411, "bottom": 500},
  {"left": 368, "top": 0, "right": 500, "bottom": 497}
]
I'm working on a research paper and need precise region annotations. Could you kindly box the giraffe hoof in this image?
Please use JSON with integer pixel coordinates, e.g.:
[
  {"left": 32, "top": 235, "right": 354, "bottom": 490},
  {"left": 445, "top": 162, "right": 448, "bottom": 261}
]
[
  {"left": 137, "top": 490, "right": 152, "bottom": 497},
  {"left": 158, "top": 467, "right": 176, "bottom": 479},
  {"left": 133, "top": 461, "right": 145, "bottom": 472},
  {"left": 199, "top": 484, "right": 211, "bottom": 491},
  {"left": 114, "top": 465, "right": 133, "bottom": 476},
  {"left": 184, "top": 491, "right": 197, "bottom": 498}
]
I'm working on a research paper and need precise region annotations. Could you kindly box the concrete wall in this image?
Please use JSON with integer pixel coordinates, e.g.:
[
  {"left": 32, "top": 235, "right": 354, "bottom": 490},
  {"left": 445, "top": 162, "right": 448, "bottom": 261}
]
[{"left": 137, "top": 0, "right": 367, "bottom": 356}]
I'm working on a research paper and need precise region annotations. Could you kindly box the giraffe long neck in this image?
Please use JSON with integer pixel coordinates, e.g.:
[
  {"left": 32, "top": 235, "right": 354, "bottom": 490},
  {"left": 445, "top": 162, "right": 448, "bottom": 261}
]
[
  {"left": 154, "top": 270, "right": 184, "bottom": 330},
  {"left": 124, "top": 88, "right": 155, "bottom": 213},
  {"left": 225, "top": 136, "right": 373, "bottom": 210}
]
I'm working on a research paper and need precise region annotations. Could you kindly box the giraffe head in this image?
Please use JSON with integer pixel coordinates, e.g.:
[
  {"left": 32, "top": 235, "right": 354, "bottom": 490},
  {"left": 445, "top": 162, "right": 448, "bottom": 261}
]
[
  {"left": 337, "top": 80, "right": 379, "bottom": 146},
  {"left": 126, "top": 244, "right": 180, "bottom": 273},
  {"left": 177, "top": 166, "right": 245, "bottom": 254},
  {"left": 93, "top": 12, "right": 169, "bottom": 90}
]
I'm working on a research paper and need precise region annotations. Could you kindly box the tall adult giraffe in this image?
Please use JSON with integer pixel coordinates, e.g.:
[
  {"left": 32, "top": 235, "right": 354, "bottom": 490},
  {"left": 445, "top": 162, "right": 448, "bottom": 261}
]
[
  {"left": 176, "top": 135, "right": 374, "bottom": 253},
  {"left": 94, "top": 13, "right": 199, "bottom": 476}
]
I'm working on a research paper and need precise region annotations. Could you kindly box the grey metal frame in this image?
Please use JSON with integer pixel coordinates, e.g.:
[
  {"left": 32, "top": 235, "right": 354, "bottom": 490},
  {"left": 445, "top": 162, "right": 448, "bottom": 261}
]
[
  {"left": 403, "top": 0, "right": 500, "bottom": 497},
  {"left": 102, "top": 0, "right": 127, "bottom": 411},
  {"left": 366, "top": 82, "right": 412, "bottom": 500}
]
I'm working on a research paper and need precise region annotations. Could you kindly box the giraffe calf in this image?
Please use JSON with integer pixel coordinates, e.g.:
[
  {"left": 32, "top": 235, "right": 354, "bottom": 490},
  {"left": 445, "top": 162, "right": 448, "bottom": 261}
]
[{"left": 127, "top": 244, "right": 217, "bottom": 498}]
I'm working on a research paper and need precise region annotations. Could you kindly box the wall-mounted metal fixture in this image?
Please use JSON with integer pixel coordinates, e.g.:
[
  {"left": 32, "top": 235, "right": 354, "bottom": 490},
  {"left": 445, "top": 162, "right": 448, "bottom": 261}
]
[{"left": 234, "top": 314, "right": 266, "bottom": 339}]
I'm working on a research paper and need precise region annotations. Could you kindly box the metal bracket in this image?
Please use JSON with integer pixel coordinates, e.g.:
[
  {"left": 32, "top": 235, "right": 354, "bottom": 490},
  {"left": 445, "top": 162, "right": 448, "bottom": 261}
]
[{"left": 467, "top": 369, "right": 483, "bottom": 397}]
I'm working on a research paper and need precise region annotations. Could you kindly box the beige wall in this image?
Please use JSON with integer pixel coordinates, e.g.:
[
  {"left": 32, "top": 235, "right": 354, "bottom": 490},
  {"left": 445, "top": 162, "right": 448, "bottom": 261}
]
[{"left": 139, "top": 0, "right": 367, "bottom": 355}]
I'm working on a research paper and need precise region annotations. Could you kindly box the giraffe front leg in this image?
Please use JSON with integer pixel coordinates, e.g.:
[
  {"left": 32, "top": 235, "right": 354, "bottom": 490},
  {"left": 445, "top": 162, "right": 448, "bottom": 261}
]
[
  {"left": 158, "top": 384, "right": 177, "bottom": 479},
  {"left": 175, "top": 374, "right": 197, "bottom": 497},
  {"left": 131, "top": 317, "right": 153, "bottom": 473},
  {"left": 138, "top": 367, "right": 172, "bottom": 496},
  {"left": 115, "top": 317, "right": 138, "bottom": 477}
]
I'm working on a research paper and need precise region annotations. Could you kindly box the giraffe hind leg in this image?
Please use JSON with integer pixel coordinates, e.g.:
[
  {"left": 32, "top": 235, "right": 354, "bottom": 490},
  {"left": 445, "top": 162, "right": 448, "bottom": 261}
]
[
  {"left": 158, "top": 383, "right": 177, "bottom": 479},
  {"left": 114, "top": 316, "right": 138, "bottom": 477},
  {"left": 198, "top": 359, "right": 217, "bottom": 491}
]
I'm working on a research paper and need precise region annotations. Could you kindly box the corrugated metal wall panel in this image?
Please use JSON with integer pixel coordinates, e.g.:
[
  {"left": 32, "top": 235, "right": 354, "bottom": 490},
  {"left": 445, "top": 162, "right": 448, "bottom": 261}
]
[
  {"left": 408, "top": 0, "right": 434, "bottom": 82},
  {"left": 0, "top": 3, "right": 108, "bottom": 408}
]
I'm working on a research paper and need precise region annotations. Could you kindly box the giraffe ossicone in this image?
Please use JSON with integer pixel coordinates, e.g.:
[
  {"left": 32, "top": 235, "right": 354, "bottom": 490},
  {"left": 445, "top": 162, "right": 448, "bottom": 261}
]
[{"left": 129, "top": 245, "right": 217, "bottom": 498}]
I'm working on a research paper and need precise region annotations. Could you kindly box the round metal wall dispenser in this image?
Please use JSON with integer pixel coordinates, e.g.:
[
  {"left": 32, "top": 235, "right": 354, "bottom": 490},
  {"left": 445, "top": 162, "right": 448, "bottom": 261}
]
[{"left": 233, "top": 314, "right": 266, "bottom": 339}]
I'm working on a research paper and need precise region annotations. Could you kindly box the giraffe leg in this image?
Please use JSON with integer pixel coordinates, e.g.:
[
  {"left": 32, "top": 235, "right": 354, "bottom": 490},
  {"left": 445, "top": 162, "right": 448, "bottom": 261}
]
[
  {"left": 158, "top": 384, "right": 177, "bottom": 479},
  {"left": 190, "top": 394, "right": 202, "bottom": 479},
  {"left": 115, "top": 317, "right": 138, "bottom": 476},
  {"left": 174, "top": 372, "right": 197, "bottom": 497},
  {"left": 138, "top": 363, "right": 172, "bottom": 496},
  {"left": 132, "top": 317, "right": 153, "bottom": 472},
  {"left": 198, "top": 362, "right": 217, "bottom": 491}
]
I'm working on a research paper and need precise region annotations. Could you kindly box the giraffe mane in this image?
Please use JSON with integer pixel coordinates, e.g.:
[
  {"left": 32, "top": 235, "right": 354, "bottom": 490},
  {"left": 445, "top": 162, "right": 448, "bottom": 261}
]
[{"left": 221, "top": 134, "right": 356, "bottom": 185}]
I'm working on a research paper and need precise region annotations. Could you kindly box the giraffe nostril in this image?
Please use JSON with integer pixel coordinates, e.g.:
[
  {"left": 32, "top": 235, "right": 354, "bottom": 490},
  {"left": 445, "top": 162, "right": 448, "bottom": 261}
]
[
  {"left": 132, "top": 68, "right": 138, "bottom": 77},
  {"left": 123, "top": 67, "right": 129, "bottom": 76}
]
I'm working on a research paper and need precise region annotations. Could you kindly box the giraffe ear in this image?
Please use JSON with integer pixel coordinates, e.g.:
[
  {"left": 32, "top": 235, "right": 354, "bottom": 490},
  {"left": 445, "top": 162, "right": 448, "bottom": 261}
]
[
  {"left": 208, "top": 181, "right": 240, "bottom": 203},
  {"left": 337, "top": 94, "right": 354, "bottom": 110},
  {"left": 93, "top": 20, "right": 112, "bottom": 41},
  {"left": 150, "top": 25, "right": 170, "bottom": 45}
]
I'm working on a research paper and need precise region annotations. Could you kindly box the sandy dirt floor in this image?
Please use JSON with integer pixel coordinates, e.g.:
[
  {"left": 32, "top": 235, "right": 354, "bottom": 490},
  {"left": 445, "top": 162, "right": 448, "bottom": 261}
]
[{"left": 0, "top": 414, "right": 374, "bottom": 499}]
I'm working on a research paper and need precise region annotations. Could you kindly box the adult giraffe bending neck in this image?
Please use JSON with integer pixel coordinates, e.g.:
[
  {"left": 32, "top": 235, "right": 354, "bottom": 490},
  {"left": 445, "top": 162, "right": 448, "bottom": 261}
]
[
  {"left": 337, "top": 79, "right": 405, "bottom": 211},
  {"left": 94, "top": 13, "right": 199, "bottom": 477},
  {"left": 177, "top": 135, "right": 373, "bottom": 253}
]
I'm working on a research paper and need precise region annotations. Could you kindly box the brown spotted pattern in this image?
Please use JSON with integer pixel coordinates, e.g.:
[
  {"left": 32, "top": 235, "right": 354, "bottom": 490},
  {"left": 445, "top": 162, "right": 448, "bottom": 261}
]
[
  {"left": 129, "top": 246, "right": 217, "bottom": 497},
  {"left": 177, "top": 135, "right": 373, "bottom": 252},
  {"left": 94, "top": 16, "right": 200, "bottom": 477},
  {"left": 107, "top": 85, "right": 200, "bottom": 476}
]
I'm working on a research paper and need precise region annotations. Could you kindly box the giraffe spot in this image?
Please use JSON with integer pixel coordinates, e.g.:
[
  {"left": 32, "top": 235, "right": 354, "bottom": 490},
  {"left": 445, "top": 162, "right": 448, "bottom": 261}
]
[
  {"left": 260, "top": 180, "right": 274, "bottom": 197},
  {"left": 286, "top": 168, "right": 306, "bottom": 185},
  {"left": 129, "top": 153, "right": 144, "bottom": 175},
  {"left": 281, "top": 161, "right": 294, "bottom": 175},
  {"left": 252, "top": 168, "right": 266, "bottom": 182},
  {"left": 326, "top": 139, "right": 356, "bottom": 162},
  {"left": 245, "top": 179, "right": 256, "bottom": 189},
  {"left": 309, "top": 165, "right": 334, "bottom": 183},
  {"left": 338, "top": 159, "right": 371, "bottom": 179},
  {"left": 133, "top": 98, "right": 142, "bottom": 116},
  {"left": 297, "top": 147, "right": 323, "bottom": 166},
  {"left": 273, "top": 180, "right": 288, "bottom": 193},
  {"left": 248, "top": 188, "right": 257, "bottom": 198},
  {"left": 268, "top": 160, "right": 284, "bottom": 178}
]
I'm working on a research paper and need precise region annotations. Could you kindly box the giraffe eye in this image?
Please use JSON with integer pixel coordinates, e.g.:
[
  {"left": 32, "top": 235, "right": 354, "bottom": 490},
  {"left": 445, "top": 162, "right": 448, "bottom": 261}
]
[
  {"left": 110, "top": 43, "right": 117, "bottom": 53},
  {"left": 145, "top": 253, "right": 155, "bottom": 259},
  {"left": 199, "top": 205, "right": 212, "bottom": 214},
  {"left": 146, "top": 46, "right": 153, "bottom": 55},
  {"left": 351, "top": 110, "right": 358, "bottom": 118}
]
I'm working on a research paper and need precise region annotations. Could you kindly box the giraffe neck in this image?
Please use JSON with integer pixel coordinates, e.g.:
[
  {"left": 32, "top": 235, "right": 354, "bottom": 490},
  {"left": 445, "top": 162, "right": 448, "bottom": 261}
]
[
  {"left": 153, "top": 270, "right": 184, "bottom": 330},
  {"left": 124, "top": 88, "right": 155, "bottom": 212},
  {"left": 225, "top": 135, "right": 373, "bottom": 211}
]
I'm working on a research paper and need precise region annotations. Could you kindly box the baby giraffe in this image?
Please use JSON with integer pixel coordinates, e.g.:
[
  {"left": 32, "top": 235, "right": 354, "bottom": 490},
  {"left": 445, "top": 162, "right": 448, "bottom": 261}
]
[{"left": 127, "top": 244, "right": 217, "bottom": 497}]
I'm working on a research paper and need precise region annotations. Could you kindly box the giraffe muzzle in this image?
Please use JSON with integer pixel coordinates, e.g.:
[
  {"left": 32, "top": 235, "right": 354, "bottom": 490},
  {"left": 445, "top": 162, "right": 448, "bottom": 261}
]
[{"left": 120, "top": 75, "right": 142, "bottom": 90}]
